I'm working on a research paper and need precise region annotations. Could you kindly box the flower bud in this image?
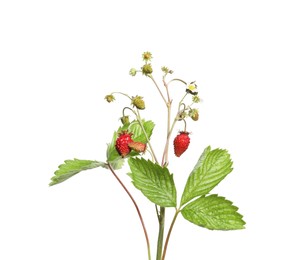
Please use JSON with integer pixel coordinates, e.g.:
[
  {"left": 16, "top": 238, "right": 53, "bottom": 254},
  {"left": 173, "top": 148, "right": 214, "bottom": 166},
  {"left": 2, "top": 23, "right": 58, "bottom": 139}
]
[
  {"left": 129, "top": 68, "right": 137, "bottom": 76},
  {"left": 192, "top": 95, "right": 200, "bottom": 103},
  {"left": 178, "top": 111, "right": 187, "bottom": 121},
  {"left": 120, "top": 115, "right": 130, "bottom": 125},
  {"left": 141, "top": 64, "right": 153, "bottom": 75},
  {"left": 131, "top": 95, "right": 145, "bottom": 110},
  {"left": 161, "top": 66, "right": 169, "bottom": 73},
  {"left": 105, "top": 94, "right": 115, "bottom": 103}
]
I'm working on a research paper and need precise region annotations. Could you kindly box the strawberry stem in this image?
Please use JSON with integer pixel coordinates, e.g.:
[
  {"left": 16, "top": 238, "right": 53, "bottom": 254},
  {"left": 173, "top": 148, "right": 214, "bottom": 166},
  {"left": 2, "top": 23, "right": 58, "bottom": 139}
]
[
  {"left": 162, "top": 209, "right": 181, "bottom": 260},
  {"left": 148, "top": 74, "right": 168, "bottom": 105},
  {"left": 136, "top": 109, "right": 159, "bottom": 164},
  {"left": 107, "top": 163, "right": 151, "bottom": 260}
]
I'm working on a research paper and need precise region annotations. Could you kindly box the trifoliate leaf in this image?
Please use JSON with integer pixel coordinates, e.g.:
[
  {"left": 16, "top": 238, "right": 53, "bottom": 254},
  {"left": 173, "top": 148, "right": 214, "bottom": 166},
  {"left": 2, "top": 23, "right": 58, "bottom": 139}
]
[
  {"left": 180, "top": 146, "right": 233, "bottom": 206},
  {"left": 49, "top": 159, "right": 106, "bottom": 186},
  {"left": 181, "top": 194, "right": 246, "bottom": 230},
  {"left": 128, "top": 158, "right": 177, "bottom": 207}
]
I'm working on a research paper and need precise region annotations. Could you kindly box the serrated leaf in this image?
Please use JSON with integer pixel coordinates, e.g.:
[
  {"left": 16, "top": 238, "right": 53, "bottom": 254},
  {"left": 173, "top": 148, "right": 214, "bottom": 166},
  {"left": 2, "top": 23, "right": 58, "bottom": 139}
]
[
  {"left": 106, "top": 120, "right": 155, "bottom": 166},
  {"left": 181, "top": 194, "right": 245, "bottom": 230},
  {"left": 49, "top": 159, "right": 106, "bottom": 186},
  {"left": 128, "top": 158, "right": 177, "bottom": 207},
  {"left": 108, "top": 158, "right": 125, "bottom": 170},
  {"left": 128, "top": 120, "right": 155, "bottom": 143},
  {"left": 180, "top": 146, "right": 233, "bottom": 206},
  {"left": 106, "top": 127, "right": 123, "bottom": 163}
]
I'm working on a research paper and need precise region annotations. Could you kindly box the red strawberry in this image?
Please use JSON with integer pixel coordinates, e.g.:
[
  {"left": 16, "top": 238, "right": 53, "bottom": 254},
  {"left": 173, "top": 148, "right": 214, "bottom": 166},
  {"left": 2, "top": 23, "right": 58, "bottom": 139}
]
[
  {"left": 115, "top": 131, "right": 134, "bottom": 157},
  {"left": 128, "top": 142, "right": 147, "bottom": 153},
  {"left": 173, "top": 131, "right": 190, "bottom": 157}
]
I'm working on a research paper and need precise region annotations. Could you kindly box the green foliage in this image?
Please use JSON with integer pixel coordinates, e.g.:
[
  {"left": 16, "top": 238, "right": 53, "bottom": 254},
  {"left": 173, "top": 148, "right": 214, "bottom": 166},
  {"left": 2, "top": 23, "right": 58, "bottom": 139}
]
[
  {"left": 180, "top": 146, "right": 233, "bottom": 206},
  {"left": 128, "top": 120, "right": 154, "bottom": 143},
  {"left": 49, "top": 159, "right": 106, "bottom": 186},
  {"left": 106, "top": 120, "right": 155, "bottom": 167},
  {"left": 128, "top": 158, "right": 177, "bottom": 207},
  {"left": 181, "top": 194, "right": 246, "bottom": 230}
]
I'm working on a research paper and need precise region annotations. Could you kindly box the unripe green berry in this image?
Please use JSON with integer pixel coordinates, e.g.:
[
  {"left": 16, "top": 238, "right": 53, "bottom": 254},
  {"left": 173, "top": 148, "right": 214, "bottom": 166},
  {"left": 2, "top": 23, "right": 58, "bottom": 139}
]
[
  {"left": 189, "top": 108, "right": 199, "bottom": 121},
  {"left": 141, "top": 64, "right": 153, "bottom": 75},
  {"left": 120, "top": 115, "right": 130, "bottom": 125},
  {"left": 105, "top": 94, "right": 115, "bottom": 103},
  {"left": 132, "top": 95, "right": 145, "bottom": 110}
]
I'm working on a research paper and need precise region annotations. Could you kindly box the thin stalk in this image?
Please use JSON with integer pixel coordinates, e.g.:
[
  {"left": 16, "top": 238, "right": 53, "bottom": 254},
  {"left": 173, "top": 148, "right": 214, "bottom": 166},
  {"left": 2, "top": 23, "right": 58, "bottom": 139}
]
[
  {"left": 167, "top": 78, "right": 187, "bottom": 86},
  {"left": 111, "top": 91, "right": 132, "bottom": 100},
  {"left": 149, "top": 75, "right": 168, "bottom": 105},
  {"left": 161, "top": 117, "right": 178, "bottom": 166},
  {"left": 136, "top": 109, "right": 159, "bottom": 164},
  {"left": 107, "top": 163, "right": 151, "bottom": 260},
  {"left": 156, "top": 80, "right": 172, "bottom": 260},
  {"left": 163, "top": 76, "right": 171, "bottom": 104},
  {"left": 162, "top": 209, "right": 180, "bottom": 260},
  {"left": 161, "top": 92, "right": 187, "bottom": 166}
]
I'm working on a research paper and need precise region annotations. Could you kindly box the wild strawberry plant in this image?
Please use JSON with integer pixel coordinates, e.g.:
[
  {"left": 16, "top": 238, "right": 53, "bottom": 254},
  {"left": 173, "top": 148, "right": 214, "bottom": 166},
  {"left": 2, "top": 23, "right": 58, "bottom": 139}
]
[{"left": 49, "top": 52, "right": 245, "bottom": 260}]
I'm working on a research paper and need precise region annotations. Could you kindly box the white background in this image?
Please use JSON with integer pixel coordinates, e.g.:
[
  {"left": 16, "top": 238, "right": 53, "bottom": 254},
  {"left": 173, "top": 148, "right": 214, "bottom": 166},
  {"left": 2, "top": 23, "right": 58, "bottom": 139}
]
[{"left": 1, "top": 0, "right": 299, "bottom": 259}]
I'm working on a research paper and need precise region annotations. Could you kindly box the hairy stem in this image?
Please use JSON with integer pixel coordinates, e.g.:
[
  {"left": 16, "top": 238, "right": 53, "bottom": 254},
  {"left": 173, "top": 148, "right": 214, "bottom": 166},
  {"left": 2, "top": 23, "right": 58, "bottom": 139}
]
[
  {"left": 136, "top": 109, "right": 159, "bottom": 164},
  {"left": 111, "top": 91, "right": 132, "bottom": 100},
  {"left": 149, "top": 75, "right": 168, "bottom": 105},
  {"left": 167, "top": 78, "right": 187, "bottom": 86},
  {"left": 162, "top": 209, "right": 180, "bottom": 260},
  {"left": 107, "top": 163, "right": 151, "bottom": 260}
]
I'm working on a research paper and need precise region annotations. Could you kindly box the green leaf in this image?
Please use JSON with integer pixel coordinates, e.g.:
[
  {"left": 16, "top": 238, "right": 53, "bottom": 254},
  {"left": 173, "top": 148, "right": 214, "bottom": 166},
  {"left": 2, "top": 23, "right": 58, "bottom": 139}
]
[
  {"left": 181, "top": 194, "right": 246, "bottom": 230},
  {"left": 49, "top": 159, "right": 106, "bottom": 186},
  {"left": 106, "top": 120, "right": 155, "bottom": 167},
  {"left": 106, "top": 127, "right": 123, "bottom": 163},
  {"left": 128, "top": 158, "right": 177, "bottom": 207},
  {"left": 180, "top": 146, "right": 233, "bottom": 206},
  {"left": 108, "top": 158, "right": 125, "bottom": 170},
  {"left": 128, "top": 120, "right": 155, "bottom": 143}
]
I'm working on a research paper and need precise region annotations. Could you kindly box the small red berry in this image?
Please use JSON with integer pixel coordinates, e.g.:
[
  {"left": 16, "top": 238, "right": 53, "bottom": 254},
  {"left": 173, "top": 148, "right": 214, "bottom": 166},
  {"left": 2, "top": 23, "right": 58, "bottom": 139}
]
[
  {"left": 128, "top": 142, "right": 147, "bottom": 153},
  {"left": 115, "top": 131, "right": 134, "bottom": 157},
  {"left": 173, "top": 131, "right": 190, "bottom": 157}
]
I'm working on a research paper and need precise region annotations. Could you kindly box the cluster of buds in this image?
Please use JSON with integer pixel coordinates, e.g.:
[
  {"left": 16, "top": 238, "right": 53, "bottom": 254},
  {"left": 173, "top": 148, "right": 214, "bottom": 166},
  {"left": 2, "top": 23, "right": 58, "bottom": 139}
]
[
  {"left": 161, "top": 66, "right": 174, "bottom": 75},
  {"left": 129, "top": 52, "right": 153, "bottom": 77}
]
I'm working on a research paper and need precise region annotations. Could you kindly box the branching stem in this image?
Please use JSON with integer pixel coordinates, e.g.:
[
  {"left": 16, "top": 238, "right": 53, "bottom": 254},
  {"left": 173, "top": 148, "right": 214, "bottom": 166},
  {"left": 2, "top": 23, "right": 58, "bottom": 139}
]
[{"left": 149, "top": 75, "right": 168, "bottom": 105}]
